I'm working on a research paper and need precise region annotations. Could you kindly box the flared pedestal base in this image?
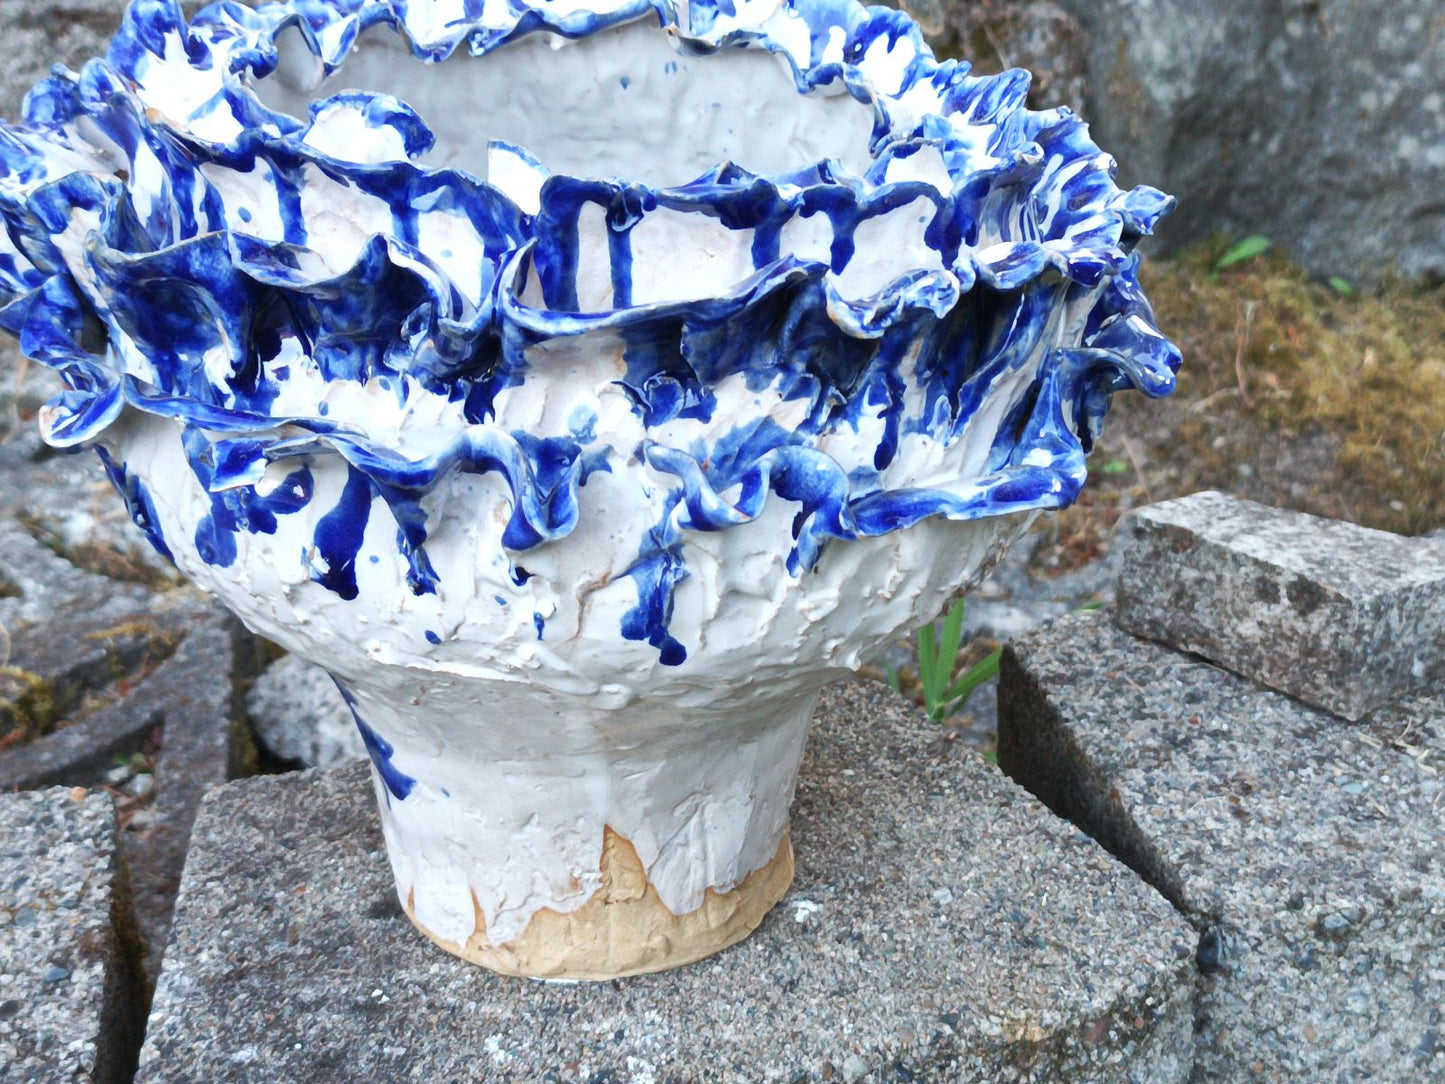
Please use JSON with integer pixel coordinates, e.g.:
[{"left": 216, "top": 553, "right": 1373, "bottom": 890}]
[{"left": 404, "top": 828, "right": 795, "bottom": 979}]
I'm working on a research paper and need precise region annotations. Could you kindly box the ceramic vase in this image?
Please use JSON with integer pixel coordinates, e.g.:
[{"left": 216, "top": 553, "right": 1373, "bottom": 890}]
[{"left": 0, "top": 0, "right": 1179, "bottom": 977}]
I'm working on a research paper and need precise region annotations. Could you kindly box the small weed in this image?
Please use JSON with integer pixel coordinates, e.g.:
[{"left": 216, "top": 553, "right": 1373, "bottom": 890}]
[
  {"left": 110, "top": 750, "right": 151, "bottom": 773},
  {"left": 916, "top": 599, "right": 1002, "bottom": 723},
  {"left": 1327, "top": 276, "right": 1355, "bottom": 296},
  {"left": 1209, "top": 235, "right": 1272, "bottom": 279}
]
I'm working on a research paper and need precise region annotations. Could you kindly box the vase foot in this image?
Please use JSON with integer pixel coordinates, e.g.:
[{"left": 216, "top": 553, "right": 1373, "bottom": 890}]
[{"left": 404, "top": 827, "right": 794, "bottom": 980}]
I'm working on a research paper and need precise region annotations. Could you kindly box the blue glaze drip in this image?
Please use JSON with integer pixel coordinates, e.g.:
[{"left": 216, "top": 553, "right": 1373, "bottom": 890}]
[
  {"left": 620, "top": 499, "right": 690, "bottom": 666},
  {"left": 332, "top": 678, "right": 416, "bottom": 804},
  {"left": 95, "top": 446, "right": 175, "bottom": 564},
  {"left": 354, "top": 716, "right": 416, "bottom": 804},
  {"left": 311, "top": 466, "right": 372, "bottom": 600},
  {"left": 533, "top": 612, "right": 545, "bottom": 640},
  {"left": 424, "top": 629, "right": 441, "bottom": 644}
]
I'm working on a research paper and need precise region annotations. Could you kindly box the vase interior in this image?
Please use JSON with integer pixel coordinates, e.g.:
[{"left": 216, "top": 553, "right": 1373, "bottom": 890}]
[{"left": 256, "top": 16, "right": 876, "bottom": 186}]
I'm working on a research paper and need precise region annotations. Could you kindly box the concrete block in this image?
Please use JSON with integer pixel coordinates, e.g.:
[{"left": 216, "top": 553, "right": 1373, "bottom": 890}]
[
  {"left": 1115, "top": 491, "right": 1445, "bottom": 720},
  {"left": 0, "top": 787, "right": 144, "bottom": 1083},
  {"left": 998, "top": 611, "right": 1445, "bottom": 1081},
  {"left": 139, "top": 682, "right": 1197, "bottom": 1083},
  {"left": 245, "top": 654, "right": 365, "bottom": 769},
  {"left": 0, "top": 495, "right": 259, "bottom": 986}
]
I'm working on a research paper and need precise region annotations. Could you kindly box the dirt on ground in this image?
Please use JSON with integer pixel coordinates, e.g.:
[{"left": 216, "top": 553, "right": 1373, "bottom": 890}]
[{"left": 1031, "top": 239, "right": 1445, "bottom": 577}]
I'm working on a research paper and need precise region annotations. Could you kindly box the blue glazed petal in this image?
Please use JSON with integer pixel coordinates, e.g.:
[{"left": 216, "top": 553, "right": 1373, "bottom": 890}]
[{"left": 0, "top": 0, "right": 1181, "bottom": 661}]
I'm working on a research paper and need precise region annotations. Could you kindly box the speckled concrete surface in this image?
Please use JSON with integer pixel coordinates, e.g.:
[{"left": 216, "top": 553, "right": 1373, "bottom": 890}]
[
  {"left": 1114, "top": 491, "right": 1445, "bottom": 720},
  {"left": 245, "top": 654, "right": 366, "bottom": 770},
  {"left": 138, "top": 681, "right": 1195, "bottom": 1083},
  {"left": 999, "top": 611, "right": 1445, "bottom": 1082},
  {"left": 0, "top": 787, "right": 144, "bottom": 1083}
]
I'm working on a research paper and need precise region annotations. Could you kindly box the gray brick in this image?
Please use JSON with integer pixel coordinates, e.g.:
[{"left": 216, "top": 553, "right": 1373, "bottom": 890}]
[
  {"left": 139, "top": 682, "right": 1196, "bottom": 1084},
  {"left": 1115, "top": 491, "right": 1445, "bottom": 720},
  {"left": 0, "top": 788, "right": 144, "bottom": 1083},
  {"left": 998, "top": 611, "right": 1445, "bottom": 1082}
]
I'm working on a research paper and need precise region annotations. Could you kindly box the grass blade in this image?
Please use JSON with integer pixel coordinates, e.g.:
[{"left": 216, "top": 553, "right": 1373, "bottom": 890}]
[
  {"left": 943, "top": 647, "right": 1001, "bottom": 705},
  {"left": 918, "top": 622, "right": 938, "bottom": 720},
  {"left": 938, "top": 601, "right": 964, "bottom": 687},
  {"left": 1212, "top": 235, "right": 1271, "bottom": 274}
]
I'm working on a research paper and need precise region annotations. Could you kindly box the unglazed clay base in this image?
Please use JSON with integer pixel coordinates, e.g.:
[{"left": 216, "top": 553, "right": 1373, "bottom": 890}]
[{"left": 405, "top": 829, "right": 794, "bottom": 980}]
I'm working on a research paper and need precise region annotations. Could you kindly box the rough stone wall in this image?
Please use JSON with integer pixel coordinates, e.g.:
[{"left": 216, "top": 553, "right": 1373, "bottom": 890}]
[
  {"left": 902, "top": 0, "right": 1089, "bottom": 110},
  {"left": 919, "top": 0, "right": 1445, "bottom": 284},
  {"left": 0, "top": 1, "right": 127, "bottom": 120}
]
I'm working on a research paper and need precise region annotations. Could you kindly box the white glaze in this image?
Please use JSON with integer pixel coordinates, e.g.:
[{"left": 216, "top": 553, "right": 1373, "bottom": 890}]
[{"left": 107, "top": 404, "right": 1021, "bottom": 945}]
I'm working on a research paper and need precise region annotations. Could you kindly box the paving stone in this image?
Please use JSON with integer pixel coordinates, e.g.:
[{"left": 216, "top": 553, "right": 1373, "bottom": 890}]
[
  {"left": 138, "top": 681, "right": 1196, "bottom": 1083},
  {"left": 129, "top": 614, "right": 260, "bottom": 986},
  {"left": 0, "top": 787, "right": 145, "bottom": 1083},
  {"left": 0, "top": 550, "right": 209, "bottom": 792},
  {"left": 997, "top": 611, "right": 1445, "bottom": 1082},
  {"left": 1114, "top": 491, "right": 1445, "bottom": 720},
  {"left": 0, "top": 436, "right": 261, "bottom": 986},
  {"left": 245, "top": 654, "right": 365, "bottom": 770}
]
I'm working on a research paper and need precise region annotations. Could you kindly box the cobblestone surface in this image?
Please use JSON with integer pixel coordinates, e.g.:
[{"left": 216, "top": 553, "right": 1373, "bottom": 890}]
[
  {"left": 0, "top": 787, "right": 144, "bottom": 1083},
  {"left": 140, "top": 682, "right": 1196, "bottom": 1083},
  {"left": 999, "top": 611, "right": 1445, "bottom": 1082}
]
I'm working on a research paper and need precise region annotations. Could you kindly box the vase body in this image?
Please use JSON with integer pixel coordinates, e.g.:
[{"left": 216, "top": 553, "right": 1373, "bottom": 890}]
[
  {"left": 349, "top": 678, "right": 813, "bottom": 977},
  {"left": 106, "top": 409, "right": 1021, "bottom": 975},
  {"left": 0, "top": 0, "right": 1181, "bottom": 978}
]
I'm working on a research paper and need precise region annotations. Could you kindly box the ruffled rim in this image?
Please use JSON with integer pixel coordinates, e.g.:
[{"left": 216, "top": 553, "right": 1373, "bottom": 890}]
[{"left": 0, "top": 0, "right": 1180, "bottom": 639}]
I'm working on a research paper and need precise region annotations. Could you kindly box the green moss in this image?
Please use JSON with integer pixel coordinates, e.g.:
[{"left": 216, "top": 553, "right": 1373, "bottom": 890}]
[
  {"left": 14, "top": 509, "right": 181, "bottom": 591},
  {"left": 1139, "top": 240, "right": 1445, "bottom": 535},
  {"left": 0, "top": 664, "right": 56, "bottom": 747},
  {"left": 82, "top": 621, "right": 181, "bottom": 684}
]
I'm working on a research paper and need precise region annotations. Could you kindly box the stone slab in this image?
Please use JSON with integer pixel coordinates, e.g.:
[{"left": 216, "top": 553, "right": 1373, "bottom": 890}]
[
  {"left": 0, "top": 506, "right": 258, "bottom": 987},
  {"left": 1114, "top": 491, "right": 1445, "bottom": 720},
  {"left": 131, "top": 613, "right": 257, "bottom": 986},
  {"left": 139, "top": 681, "right": 1196, "bottom": 1083},
  {"left": 245, "top": 653, "right": 365, "bottom": 770},
  {"left": 998, "top": 611, "right": 1445, "bottom": 1082},
  {"left": 0, "top": 787, "right": 144, "bottom": 1083},
  {"left": 1049, "top": 0, "right": 1445, "bottom": 283}
]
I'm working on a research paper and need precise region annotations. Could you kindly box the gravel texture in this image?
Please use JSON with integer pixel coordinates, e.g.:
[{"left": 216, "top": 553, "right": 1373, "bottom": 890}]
[
  {"left": 998, "top": 611, "right": 1445, "bottom": 1082},
  {"left": 139, "top": 681, "right": 1196, "bottom": 1083},
  {"left": 0, "top": 787, "right": 144, "bottom": 1083},
  {"left": 1114, "top": 491, "right": 1445, "bottom": 720},
  {"left": 245, "top": 654, "right": 366, "bottom": 769},
  {"left": 0, "top": 430, "right": 260, "bottom": 986}
]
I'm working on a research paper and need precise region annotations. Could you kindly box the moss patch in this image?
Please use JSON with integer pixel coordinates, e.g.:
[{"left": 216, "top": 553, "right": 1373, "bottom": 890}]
[
  {"left": 15, "top": 508, "right": 181, "bottom": 592},
  {"left": 0, "top": 665, "right": 56, "bottom": 748},
  {"left": 1135, "top": 241, "right": 1445, "bottom": 536}
]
